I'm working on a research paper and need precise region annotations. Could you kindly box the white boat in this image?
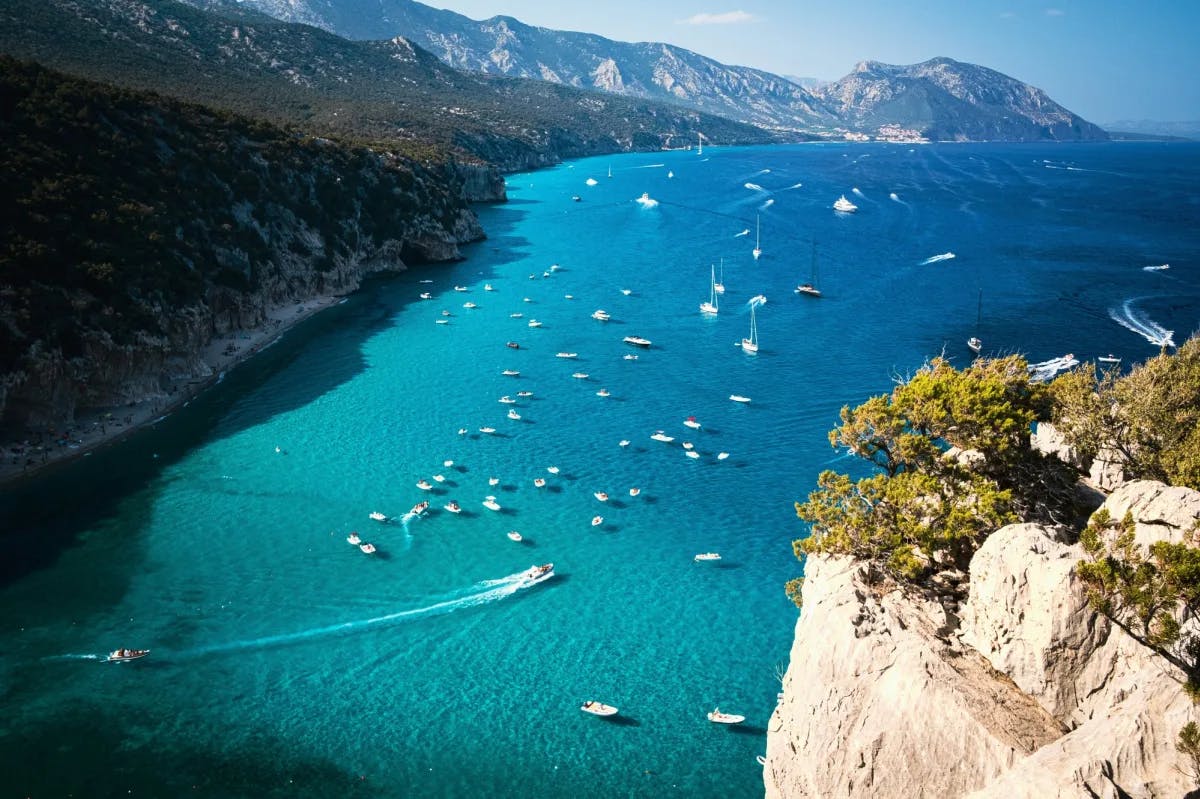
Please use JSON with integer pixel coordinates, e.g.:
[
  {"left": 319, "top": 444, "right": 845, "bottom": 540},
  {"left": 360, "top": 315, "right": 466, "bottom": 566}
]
[
  {"left": 729, "top": 394, "right": 751, "bottom": 403},
  {"left": 1098, "top": 354, "right": 1122, "bottom": 364},
  {"left": 623, "top": 354, "right": 638, "bottom": 361},
  {"left": 533, "top": 478, "right": 546, "bottom": 488},
  {"left": 650, "top": 431, "right": 675, "bottom": 443},
  {"left": 707, "top": 708, "right": 745, "bottom": 724},
  {"left": 409, "top": 501, "right": 430, "bottom": 516},
  {"left": 833, "top": 195, "right": 858, "bottom": 213},
  {"left": 523, "top": 562, "right": 554, "bottom": 580},
  {"left": 479, "top": 427, "right": 496, "bottom": 435},
  {"left": 441, "top": 310, "right": 452, "bottom": 316},
  {"left": 547, "top": 466, "right": 560, "bottom": 474},
  {"left": 581, "top": 701, "right": 619, "bottom": 717},
  {"left": 697, "top": 131, "right": 703, "bottom": 156},
  {"left": 623, "top": 336, "right": 652, "bottom": 348},
  {"left": 564, "top": 294, "right": 574, "bottom": 300},
  {"left": 419, "top": 279, "right": 433, "bottom": 284},
  {"left": 484, "top": 284, "right": 495, "bottom": 291},
  {"left": 419, "top": 292, "right": 432, "bottom": 300},
  {"left": 714, "top": 258, "right": 725, "bottom": 294},
  {"left": 608, "top": 165, "right": 613, "bottom": 178},
  {"left": 596, "top": 388, "right": 611, "bottom": 397},
  {"left": 482, "top": 496, "right": 502, "bottom": 511},
  {"left": 550, "top": 264, "right": 561, "bottom": 272},
  {"left": 591, "top": 309, "right": 611, "bottom": 321},
  {"left": 524, "top": 297, "right": 533, "bottom": 303},
  {"left": 752, "top": 214, "right": 762, "bottom": 260},
  {"left": 499, "top": 396, "right": 516, "bottom": 404},
  {"left": 620, "top": 289, "right": 632, "bottom": 296},
  {"left": 694, "top": 552, "right": 721, "bottom": 562},
  {"left": 594, "top": 492, "right": 609, "bottom": 502},
  {"left": 435, "top": 319, "right": 449, "bottom": 325},
  {"left": 458, "top": 427, "right": 468, "bottom": 435},
  {"left": 107, "top": 648, "right": 151, "bottom": 662},
  {"left": 636, "top": 192, "right": 658, "bottom": 208},
  {"left": 510, "top": 312, "right": 524, "bottom": 318},
  {"left": 432, "top": 474, "right": 446, "bottom": 483},
  {"left": 502, "top": 369, "right": 520, "bottom": 377},
  {"left": 369, "top": 511, "right": 389, "bottom": 522},
  {"left": 591, "top": 515, "right": 604, "bottom": 527},
  {"left": 347, "top": 532, "right": 361, "bottom": 545},
  {"left": 416, "top": 479, "right": 433, "bottom": 490},
  {"left": 443, "top": 459, "right": 455, "bottom": 467},
  {"left": 489, "top": 477, "right": 500, "bottom": 486},
  {"left": 742, "top": 302, "right": 760, "bottom": 354},
  {"left": 528, "top": 320, "right": 543, "bottom": 328},
  {"left": 359, "top": 542, "right": 377, "bottom": 554},
  {"left": 629, "top": 487, "right": 641, "bottom": 497},
  {"left": 667, "top": 170, "right": 674, "bottom": 178},
  {"left": 685, "top": 450, "right": 700, "bottom": 459},
  {"left": 682, "top": 442, "right": 694, "bottom": 450},
  {"left": 517, "top": 391, "right": 533, "bottom": 397},
  {"left": 572, "top": 372, "right": 589, "bottom": 379},
  {"left": 507, "top": 409, "right": 521, "bottom": 420},
  {"left": 619, "top": 440, "right": 630, "bottom": 447},
  {"left": 717, "top": 452, "right": 730, "bottom": 460},
  {"left": 463, "top": 301, "right": 477, "bottom": 309},
  {"left": 556, "top": 352, "right": 578, "bottom": 359},
  {"left": 443, "top": 501, "right": 461, "bottom": 514},
  {"left": 795, "top": 240, "right": 822, "bottom": 297},
  {"left": 454, "top": 286, "right": 469, "bottom": 292},
  {"left": 507, "top": 530, "right": 523, "bottom": 542},
  {"left": 967, "top": 288, "right": 983, "bottom": 355},
  {"left": 700, "top": 262, "right": 719, "bottom": 316},
  {"left": 683, "top": 416, "right": 701, "bottom": 429}
]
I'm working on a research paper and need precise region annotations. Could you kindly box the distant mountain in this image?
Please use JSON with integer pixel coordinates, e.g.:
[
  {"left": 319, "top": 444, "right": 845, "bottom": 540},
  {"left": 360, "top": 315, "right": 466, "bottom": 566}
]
[
  {"left": 1099, "top": 120, "right": 1199, "bottom": 141},
  {"left": 0, "top": 0, "right": 776, "bottom": 175},
  {"left": 784, "top": 75, "right": 830, "bottom": 91},
  {"left": 197, "top": 0, "right": 837, "bottom": 131},
  {"left": 813, "top": 59, "right": 1108, "bottom": 142}
]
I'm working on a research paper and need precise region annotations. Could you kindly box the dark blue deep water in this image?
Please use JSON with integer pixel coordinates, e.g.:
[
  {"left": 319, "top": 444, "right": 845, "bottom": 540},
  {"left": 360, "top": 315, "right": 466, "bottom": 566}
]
[{"left": 1, "top": 142, "right": 1198, "bottom": 798}]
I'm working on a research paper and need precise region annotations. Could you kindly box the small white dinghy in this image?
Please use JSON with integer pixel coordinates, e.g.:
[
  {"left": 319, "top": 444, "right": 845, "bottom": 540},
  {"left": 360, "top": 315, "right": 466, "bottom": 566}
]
[
  {"left": 369, "top": 511, "right": 389, "bottom": 522},
  {"left": 482, "top": 496, "right": 502, "bottom": 511},
  {"left": 507, "top": 530, "right": 523, "bottom": 542},
  {"left": 694, "top": 552, "right": 722, "bottom": 562},
  {"left": 707, "top": 708, "right": 745, "bottom": 724},
  {"left": 729, "top": 394, "right": 751, "bottom": 403},
  {"left": 591, "top": 515, "right": 604, "bottom": 527},
  {"left": 580, "top": 700, "right": 619, "bottom": 717}
]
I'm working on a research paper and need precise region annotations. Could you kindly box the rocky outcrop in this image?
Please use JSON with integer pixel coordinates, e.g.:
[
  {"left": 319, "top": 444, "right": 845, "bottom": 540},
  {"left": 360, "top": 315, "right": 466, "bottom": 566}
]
[
  {"left": 450, "top": 161, "right": 507, "bottom": 203},
  {"left": 766, "top": 482, "right": 1200, "bottom": 797}
]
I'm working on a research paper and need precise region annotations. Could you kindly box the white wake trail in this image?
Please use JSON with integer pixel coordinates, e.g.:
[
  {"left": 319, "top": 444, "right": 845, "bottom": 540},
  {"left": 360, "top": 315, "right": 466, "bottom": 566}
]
[
  {"left": 919, "top": 253, "right": 956, "bottom": 265},
  {"left": 1109, "top": 299, "right": 1175, "bottom": 347}
]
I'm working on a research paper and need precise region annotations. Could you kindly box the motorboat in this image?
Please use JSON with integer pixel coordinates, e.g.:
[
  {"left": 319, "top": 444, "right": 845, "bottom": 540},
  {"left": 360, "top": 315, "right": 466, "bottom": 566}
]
[
  {"left": 629, "top": 487, "right": 641, "bottom": 497},
  {"left": 707, "top": 708, "right": 745, "bottom": 724},
  {"left": 369, "top": 511, "right": 389, "bottom": 522},
  {"left": 502, "top": 370, "right": 520, "bottom": 376},
  {"left": 435, "top": 319, "right": 449, "bottom": 325},
  {"left": 347, "top": 532, "right": 361, "bottom": 545},
  {"left": 623, "top": 354, "right": 638, "bottom": 361},
  {"left": 507, "top": 409, "right": 521, "bottom": 420},
  {"left": 533, "top": 478, "right": 547, "bottom": 488},
  {"left": 594, "top": 492, "right": 609, "bottom": 502},
  {"left": 729, "top": 395, "right": 751, "bottom": 403},
  {"left": 524, "top": 297, "right": 533, "bottom": 303},
  {"left": 479, "top": 427, "right": 497, "bottom": 435},
  {"left": 416, "top": 479, "right": 433, "bottom": 490},
  {"left": 506, "top": 341, "right": 520, "bottom": 349},
  {"left": 463, "top": 302, "right": 477, "bottom": 309},
  {"left": 685, "top": 450, "right": 700, "bottom": 459},
  {"left": 441, "top": 310, "right": 452, "bottom": 316},
  {"left": 484, "top": 284, "right": 495, "bottom": 291},
  {"left": 591, "top": 515, "right": 604, "bottom": 527},
  {"left": 499, "top": 396, "right": 517, "bottom": 404},
  {"left": 580, "top": 701, "right": 619, "bottom": 717},
  {"left": 419, "top": 279, "right": 433, "bottom": 284},
  {"left": 682, "top": 442, "right": 694, "bottom": 450},
  {"left": 550, "top": 264, "right": 561, "bottom": 272},
  {"left": 623, "top": 336, "right": 652, "bottom": 348},
  {"left": 523, "top": 563, "right": 554, "bottom": 580},
  {"left": 482, "top": 496, "right": 502, "bottom": 511},
  {"left": 717, "top": 452, "right": 730, "bottom": 460},
  {"left": 967, "top": 336, "right": 982, "bottom": 355},
  {"left": 489, "top": 477, "right": 501, "bottom": 486},
  {"left": 510, "top": 312, "right": 524, "bottom": 319},
  {"left": 107, "top": 649, "right": 151, "bottom": 662},
  {"left": 458, "top": 428, "right": 468, "bottom": 435},
  {"left": 507, "top": 530, "right": 523, "bottom": 542},
  {"left": 556, "top": 352, "right": 578, "bottom": 359},
  {"left": 432, "top": 474, "right": 446, "bottom": 483},
  {"left": 564, "top": 294, "right": 575, "bottom": 300},
  {"left": 359, "top": 542, "right": 377, "bottom": 554},
  {"left": 694, "top": 552, "right": 722, "bottom": 562},
  {"left": 453, "top": 286, "right": 468, "bottom": 292},
  {"left": 409, "top": 501, "right": 429, "bottom": 516},
  {"left": 547, "top": 466, "right": 560, "bottom": 474},
  {"left": 1098, "top": 354, "right": 1122, "bottom": 364},
  {"left": 443, "top": 459, "right": 455, "bottom": 467},
  {"left": 833, "top": 195, "right": 858, "bottom": 213},
  {"left": 528, "top": 320, "right": 543, "bottom": 328},
  {"left": 683, "top": 416, "right": 701, "bottom": 429},
  {"left": 596, "top": 389, "right": 610, "bottom": 397},
  {"left": 591, "top": 309, "right": 611, "bottom": 321},
  {"left": 572, "top": 372, "right": 589, "bottom": 379},
  {"left": 443, "top": 501, "right": 461, "bottom": 514},
  {"left": 620, "top": 289, "right": 632, "bottom": 296},
  {"left": 419, "top": 292, "right": 432, "bottom": 300},
  {"left": 619, "top": 440, "right": 630, "bottom": 448},
  {"left": 650, "top": 431, "right": 675, "bottom": 443},
  {"left": 517, "top": 391, "right": 533, "bottom": 397}
]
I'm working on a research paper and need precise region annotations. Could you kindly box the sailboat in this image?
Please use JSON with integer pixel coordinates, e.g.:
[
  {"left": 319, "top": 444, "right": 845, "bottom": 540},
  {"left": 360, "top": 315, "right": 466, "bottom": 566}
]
[
  {"left": 714, "top": 258, "right": 725, "bottom": 294},
  {"left": 742, "top": 300, "right": 761, "bottom": 354},
  {"left": 795, "top": 240, "right": 821, "bottom": 297},
  {"left": 752, "top": 215, "right": 762, "bottom": 260},
  {"left": 967, "top": 289, "right": 982, "bottom": 354},
  {"left": 697, "top": 132, "right": 703, "bottom": 156},
  {"left": 700, "top": 263, "right": 719, "bottom": 315}
]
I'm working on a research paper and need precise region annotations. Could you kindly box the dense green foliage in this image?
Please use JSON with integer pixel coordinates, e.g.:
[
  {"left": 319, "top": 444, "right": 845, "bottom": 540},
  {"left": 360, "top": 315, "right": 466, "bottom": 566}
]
[
  {"left": 0, "top": 57, "right": 461, "bottom": 374},
  {"left": 1050, "top": 335, "right": 1200, "bottom": 489},
  {"left": 0, "top": 0, "right": 778, "bottom": 167},
  {"left": 1078, "top": 508, "right": 1200, "bottom": 695},
  {"left": 793, "top": 356, "right": 1077, "bottom": 583}
]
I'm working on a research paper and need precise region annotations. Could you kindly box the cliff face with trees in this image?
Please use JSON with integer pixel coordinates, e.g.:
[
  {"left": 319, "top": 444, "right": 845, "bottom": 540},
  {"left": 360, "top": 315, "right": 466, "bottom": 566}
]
[
  {"left": 0, "top": 58, "right": 481, "bottom": 433},
  {"left": 768, "top": 339, "right": 1200, "bottom": 797}
]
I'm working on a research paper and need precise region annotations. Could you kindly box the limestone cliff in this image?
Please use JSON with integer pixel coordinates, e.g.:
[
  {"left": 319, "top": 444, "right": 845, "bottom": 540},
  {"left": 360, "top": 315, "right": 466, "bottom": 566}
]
[{"left": 765, "top": 481, "right": 1200, "bottom": 797}]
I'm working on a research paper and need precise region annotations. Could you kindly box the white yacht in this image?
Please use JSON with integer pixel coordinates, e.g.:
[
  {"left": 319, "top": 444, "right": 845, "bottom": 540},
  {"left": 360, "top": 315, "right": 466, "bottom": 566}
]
[{"left": 833, "top": 195, "right": 858, "bottom": 213}]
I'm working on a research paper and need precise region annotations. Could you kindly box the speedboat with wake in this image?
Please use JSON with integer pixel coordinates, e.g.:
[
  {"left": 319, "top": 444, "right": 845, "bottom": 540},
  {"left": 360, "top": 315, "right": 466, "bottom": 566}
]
[
  {"left": 107, "top": 648, "right": 150, "bottom": 663},
  {"left": 523, "top": 563, "right": 554, "bottom": 581},
  {"left": 580, "top": 700, "right": 619, "bottom": 717},
  {"left": 408, "top": 501, "right": 430, "bottom": 516}
]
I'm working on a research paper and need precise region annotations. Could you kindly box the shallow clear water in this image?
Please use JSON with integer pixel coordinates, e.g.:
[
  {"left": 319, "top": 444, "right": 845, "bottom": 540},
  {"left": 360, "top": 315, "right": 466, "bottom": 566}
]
[{"left": 1, "top": 142, "right": 1198, "bottom": 797}]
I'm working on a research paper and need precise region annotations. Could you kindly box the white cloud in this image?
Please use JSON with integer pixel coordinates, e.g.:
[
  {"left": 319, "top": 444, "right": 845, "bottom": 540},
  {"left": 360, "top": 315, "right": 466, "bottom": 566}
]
[
  {"left": 1045, "top": 8, "right": 1065, "bottom": 15},
  {"left": 679, "top": 11, "right": 756, "bottom": 25}
]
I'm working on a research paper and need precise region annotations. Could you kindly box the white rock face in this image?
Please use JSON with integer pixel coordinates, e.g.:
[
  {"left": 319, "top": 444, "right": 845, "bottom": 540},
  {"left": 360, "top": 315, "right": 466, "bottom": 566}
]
[
  {"left": 764, "top": 556, "right": 1063, "bottom": 798},
  {"left": 1102, "top": 479, "right": 1200, "bottom": 547}
]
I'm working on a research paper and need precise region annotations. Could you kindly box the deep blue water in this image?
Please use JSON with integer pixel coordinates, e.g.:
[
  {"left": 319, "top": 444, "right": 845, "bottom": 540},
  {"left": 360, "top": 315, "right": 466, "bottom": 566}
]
[{"left": 1, "top": 142, "right": 1198, "bottom": 798}]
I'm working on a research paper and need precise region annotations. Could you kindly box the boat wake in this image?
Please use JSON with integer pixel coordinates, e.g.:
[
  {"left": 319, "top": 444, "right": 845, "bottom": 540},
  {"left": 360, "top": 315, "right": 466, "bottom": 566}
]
[
  {"left": 42, "top": 653, "right": 102, "bottom": 662},
  {"left": 1028, "top": 354, "right": 1079, "bottom": 383},
  {"left": 1109, "top": 299, "right": 1175, "bottom": 347},
  {"left": 760, "top": 198, "right": 775, "bottom": 209},
  {"left": 743, "top": 182, "right": 766, "bottom": 192},
  {"left": 751, "top": 168, "right": 771, "bottom": 176},
  {"left": 851, "top": 187, "right": 866, "bottom": 198},
  {"left": 635, "top": 193, "right": 659, "bottom": 208},
  {"left": 634, "top": 163, "right": 666, "bottom": 169},
  {"left": 1143, "top": 264, "right": 1170, "bottom": 272},
  {"left": 784, "top": 182, "right": 803, "bottom": 190},
  {"left": 919, "top": 252, "right": 956, "bottom": 265},
  {"left": 747, "top": 294, "right": 768, "bottom": 309},
  {"left": 889, "top": 192, "right": 903, "bottom": 203},
  {"left": 169, "top": 570, "right": 549, "bottom": 660},
  {"left": 734, "top": 229, "right": 750, "bottom": 237}
]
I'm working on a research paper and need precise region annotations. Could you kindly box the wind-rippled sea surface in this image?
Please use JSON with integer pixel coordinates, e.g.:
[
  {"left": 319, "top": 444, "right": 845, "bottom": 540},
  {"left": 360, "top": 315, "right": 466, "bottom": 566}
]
[{"left": 1, "top": 142, "right": 1197, "bottom": 797}]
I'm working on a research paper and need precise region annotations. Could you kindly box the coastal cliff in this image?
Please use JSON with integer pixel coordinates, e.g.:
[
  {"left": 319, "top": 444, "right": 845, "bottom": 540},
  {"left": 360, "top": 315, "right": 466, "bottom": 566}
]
[
  {"left": 765, "top": 478, "right": 1200, "bottom": 797},
  {"left": 0, "top": 59, "right": 486, "bottom": 436}
]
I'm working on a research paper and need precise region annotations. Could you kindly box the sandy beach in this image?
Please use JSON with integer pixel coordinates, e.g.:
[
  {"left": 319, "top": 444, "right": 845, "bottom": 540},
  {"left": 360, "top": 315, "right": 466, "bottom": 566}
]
[{"left": 0, "top": 295, "right": 342, "bottom": 486}]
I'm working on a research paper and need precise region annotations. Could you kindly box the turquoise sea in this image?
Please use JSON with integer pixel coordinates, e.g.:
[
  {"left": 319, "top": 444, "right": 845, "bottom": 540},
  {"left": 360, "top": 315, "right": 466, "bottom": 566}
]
[{"left": 1, "top": 142, "right": 1198, "bottom": 798}]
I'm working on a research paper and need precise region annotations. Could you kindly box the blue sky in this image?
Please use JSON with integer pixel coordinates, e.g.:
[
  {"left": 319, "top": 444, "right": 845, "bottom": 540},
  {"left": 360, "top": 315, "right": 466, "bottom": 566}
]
[{"left": 427, "top": 1, "right": 1199, "bottom": 122}]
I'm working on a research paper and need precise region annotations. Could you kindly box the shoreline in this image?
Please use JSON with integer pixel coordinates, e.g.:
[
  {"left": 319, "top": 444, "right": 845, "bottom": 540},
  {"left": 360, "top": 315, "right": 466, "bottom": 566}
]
[{"left": 0, "top": 295, "right": 343, "bottom": 488}]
